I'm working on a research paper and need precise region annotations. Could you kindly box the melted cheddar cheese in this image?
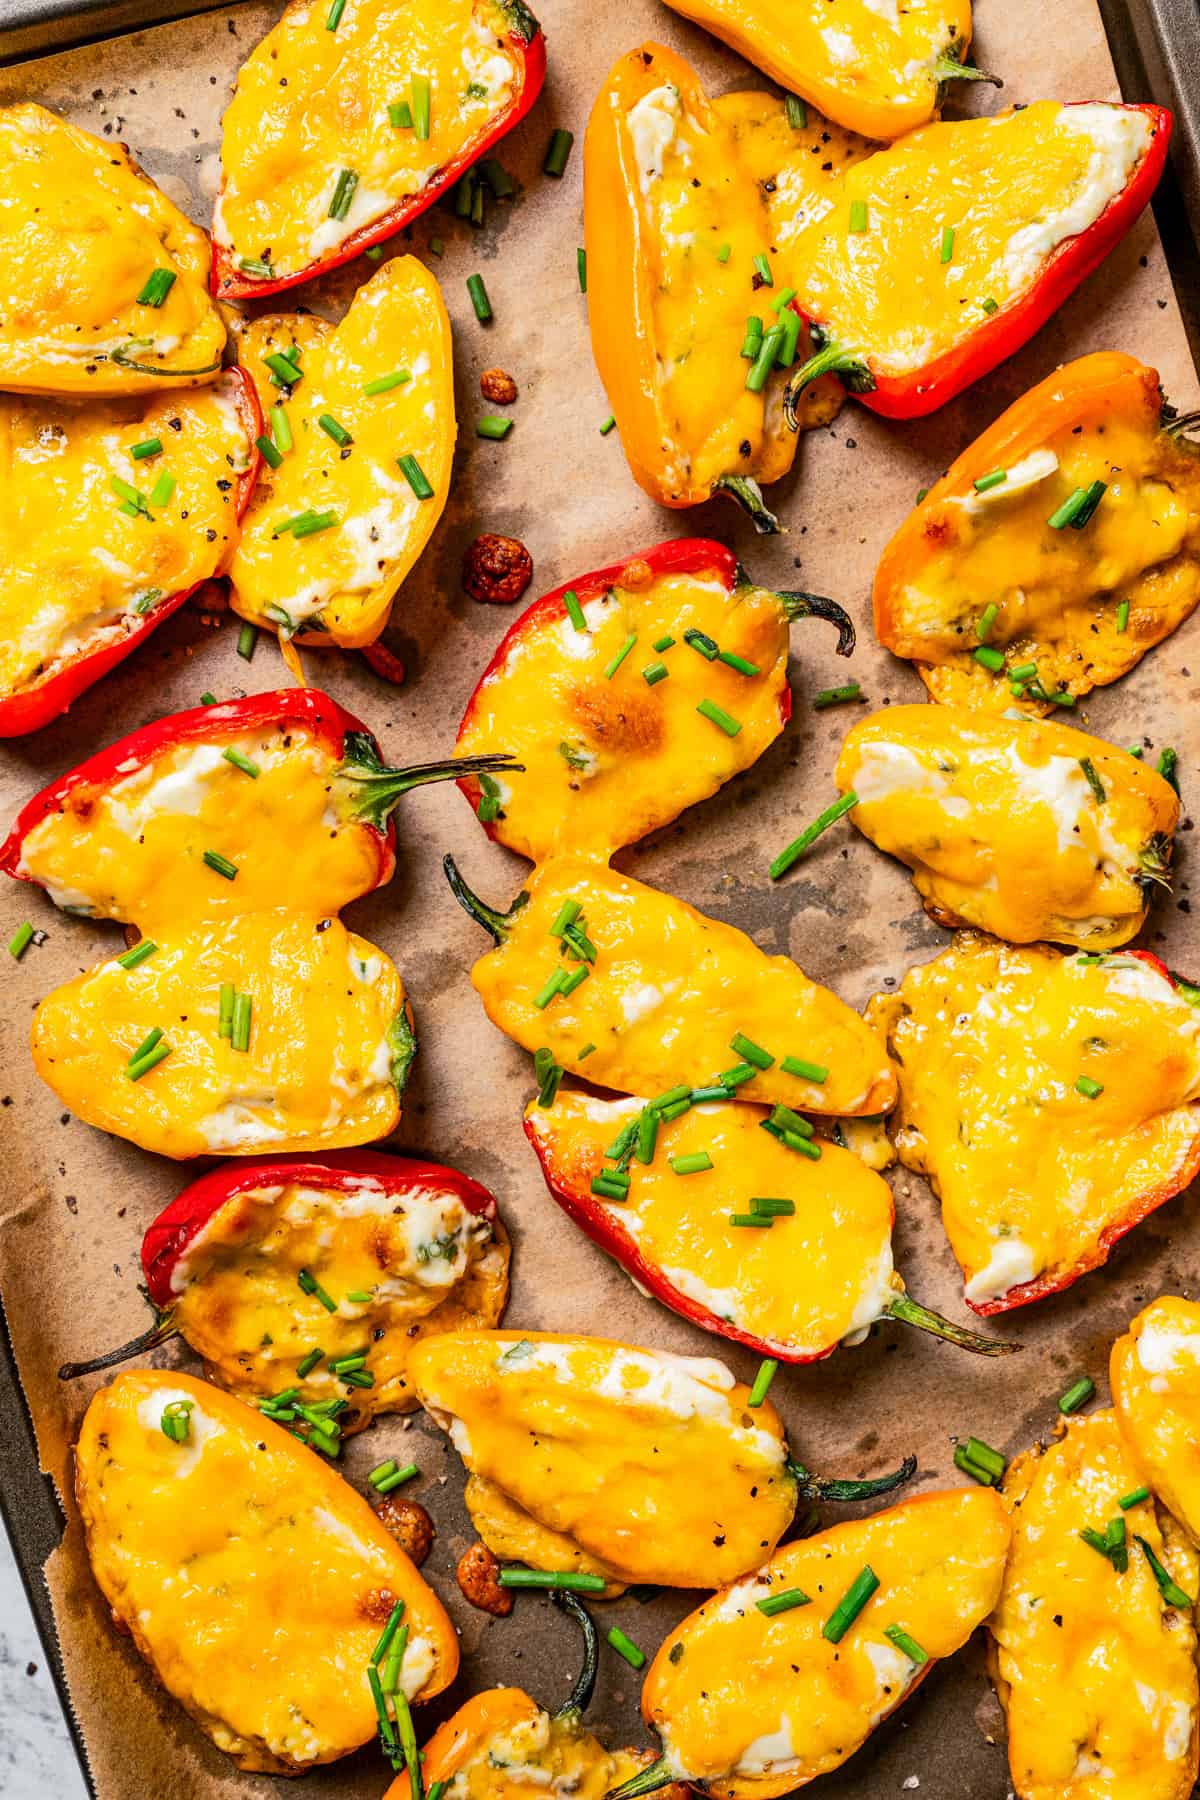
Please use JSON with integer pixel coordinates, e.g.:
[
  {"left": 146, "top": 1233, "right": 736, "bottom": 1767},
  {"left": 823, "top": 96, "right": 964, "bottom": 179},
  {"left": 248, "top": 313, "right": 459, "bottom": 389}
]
[
  {"left": 467, "top": 853, "right": 896, "bottom": 1116},
  {"left": 525, "top": 1092, "right": 899, "bottom": 1357},
  {"left": 838, "top": 707, "right": 1179, "bottom": 948},
  {"left": 457, "top": 566, "right": 794, "bottom": 861},
  {"left": 991, "top": 1413, "right": 1199, "bottom": 1799},
  {"left": 0, "top": 104, "right": 225, "bottom": 394},
  {"left": 868, "top": 936, "right": 1200, "bottom": 1307},
  {"left": 410, "top": 1331, "right": 794, "bottom": 1589},
  {"left": 0, "top": 375, "right": 250, "bottom": 707},
  {"left": 1112, "top": 1297, "right": 1200, "bottom": 1544},
  {"left": 788, "top": 104, "right": 1153, "bottom": 380},
  {"left": 216, "top": 0, "right": 521, "bottom": 283},
  {"left": 644, "top": 1489, "right": 1010, "bottom": 1798},
  {"left": 76, "top": 1371, "right": 458, "bottom": 1772},
  {"left": 170, "top": 1177, "right": 509, "bottom": 1420},
  {"left": 660, "top": 0, "right": 972, "bottom": 142},
  {"left": 230, "top": 258, "right": 454, "bottom": 648}
]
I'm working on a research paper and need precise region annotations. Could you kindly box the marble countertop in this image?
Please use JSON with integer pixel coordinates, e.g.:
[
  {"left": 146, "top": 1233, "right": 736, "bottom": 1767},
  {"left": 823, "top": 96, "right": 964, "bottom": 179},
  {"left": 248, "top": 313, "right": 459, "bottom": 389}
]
[{"left": 1, "top": 1518, "right": 88, "bottom": 1798}]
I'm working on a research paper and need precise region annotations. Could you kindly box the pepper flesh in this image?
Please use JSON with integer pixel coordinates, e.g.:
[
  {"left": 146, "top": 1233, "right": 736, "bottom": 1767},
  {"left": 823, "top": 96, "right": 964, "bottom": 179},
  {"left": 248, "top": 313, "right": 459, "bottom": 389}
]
[
  {"left": 76, "top": 1370, "right": 459, "bottom": 1772},
  {"left": 836, "top": 706, "right": 1179, "bottom": 948},
  {"left": 1112, "top": 1296, "right": 1200, "bottom": 1545},
  {"left": 212, "top": 0, "right": 545, "bottom": 298},
  {"left": 781, "top": 103, "right": 1171, "bottom": 420},
  {"left": 455, "top": 539, "right": 852, "bottom": 862},
  {"left": 866, "top": 935, "right": 1200, "bottom": 1313},
  {"left": 989, "top": 1412, "right": 1199, "bottom": 1799},
  {"left": 229, "top": 258, "right": 455, "bottom": 649},
  {"left": 874, "top": 352, "right": 1200, "bottom": 708},
  {"left": 637, "top": 1489, "right": 1010, "bottom": 1798},
  {"left": 410, "top": 1330, "right": 795, "bottom": 1590},
  {"left": 0, "top": 367, "right": 260, "bottom": 737},
  {"left": 659, "top": 0, "right": 975, "bottom": 142},
  {"left": 583, "top": 45, "right": 842, "bottom": 526},
  {"left": 456, "top": 852, "right": 897, "bottom": 1117},
  {"left": 0, "top": 104, "right": 226, "bottom": 394}
]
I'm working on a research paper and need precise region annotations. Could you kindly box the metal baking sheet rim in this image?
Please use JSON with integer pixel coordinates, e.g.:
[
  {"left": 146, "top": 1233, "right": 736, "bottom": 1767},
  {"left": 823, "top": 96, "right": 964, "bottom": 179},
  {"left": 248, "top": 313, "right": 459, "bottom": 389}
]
[{"left": 0, "top": 1, "right": 1196, "bottom": 1795}]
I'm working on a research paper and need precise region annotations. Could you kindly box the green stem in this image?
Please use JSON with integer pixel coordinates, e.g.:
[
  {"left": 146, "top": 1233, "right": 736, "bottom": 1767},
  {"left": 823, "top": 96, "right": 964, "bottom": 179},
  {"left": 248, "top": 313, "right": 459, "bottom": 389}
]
[
  {"left": 552, "top": 1590, "right": 600, "bottom": 1721},
  {"left": 783, "top": 344, "right": 874, "bottom": 429},
  {"left": 58, "top": 1313, "right": 178, "bottom": 1381},
  {"left": 605, "top": 1757, "right": 677, "bottom": 1800},
  {"left": 1172, "top": 971, "right": 1200, "bottom": 1007},
  {"left": 443, "top": 854, "right": 529, "bottom": 944},
  {"left": 713, "top": 474, "right": 780, "bottom": 535},
  {"left": 886, "top": 1293, "right": 1017, "bottom": 1356},
  {"left": 1165, "top": 408, "right": 1200, "bottom": 438},
  {"left": 786, "top": 1453, "right": 916, "bottom": 1503},
  {"left": 776, "top": 591, "right": 855, "bottom": 657},
  {"left": 1137, "top": 833, "right": 1173, "bottom": 895},
  {"left": 769, "top": 791, "right": 859, "bottom": 880},
  {"left": 110, "top": 348, "right": 224, "bottom": 377},
  {"left": 336, "top": 736, "right": 523, "bottom": 830},
  {"left": 930, "top": 53, "right": 1002, "bottom": 86}
]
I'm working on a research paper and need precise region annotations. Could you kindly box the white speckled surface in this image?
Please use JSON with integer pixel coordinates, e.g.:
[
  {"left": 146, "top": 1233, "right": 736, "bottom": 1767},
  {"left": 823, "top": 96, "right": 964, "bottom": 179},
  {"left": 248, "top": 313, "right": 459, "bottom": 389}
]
[{"left": 0, "top": 1522, "right": 86, "bottom": 1799}]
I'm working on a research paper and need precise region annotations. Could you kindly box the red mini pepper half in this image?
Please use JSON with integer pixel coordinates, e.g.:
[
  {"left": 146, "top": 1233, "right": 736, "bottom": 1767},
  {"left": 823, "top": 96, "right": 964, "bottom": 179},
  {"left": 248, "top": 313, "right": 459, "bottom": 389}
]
[
  {"left": 210, "top": 2, "right": 547, "bottom": 301},
  {"left": 0, "top": 367, "right": 262, "bottom": 739}
]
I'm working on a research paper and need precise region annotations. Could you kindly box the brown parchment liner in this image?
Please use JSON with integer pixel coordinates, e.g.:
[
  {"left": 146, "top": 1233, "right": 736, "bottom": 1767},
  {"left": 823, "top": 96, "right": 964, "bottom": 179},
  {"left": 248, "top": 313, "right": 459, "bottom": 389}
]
[{"left": 0, "top": 1, "right": 1197, "bottom": 1794}]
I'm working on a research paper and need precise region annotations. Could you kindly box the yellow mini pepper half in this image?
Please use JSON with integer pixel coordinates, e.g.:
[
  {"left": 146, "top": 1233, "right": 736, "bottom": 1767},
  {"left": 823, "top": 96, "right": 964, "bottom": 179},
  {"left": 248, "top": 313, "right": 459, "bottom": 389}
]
[{"left": 1112, "top": 1297, "right": 1200, "bottom": 1546}]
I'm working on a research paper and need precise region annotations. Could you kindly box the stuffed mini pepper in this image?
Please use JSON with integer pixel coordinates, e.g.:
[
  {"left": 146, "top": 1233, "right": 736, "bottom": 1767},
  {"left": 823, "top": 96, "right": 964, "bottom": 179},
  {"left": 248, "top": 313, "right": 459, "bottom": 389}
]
[
  {"left": 76, "top": 1370, "right": 459, "bottom": 1772},
  {"left": 875, "top": 353, "right": 1200, "bottom": 708},
  {"left": 0, "top": 104, "right": 226, "bottom": 393},
  {"left": 1112, "top": 1297, "right": 1200, "bottom": 1543},
  {"left": 213, "top": 0, "right": 545, "bottom": 297},
  {"left": 446, "top": 851, "right": 896, "bottom": 1118},
  {"left": 777, "top": 705, "right": 1179, "bottom": 950},
  {"left": 989, "top": 1412, "right": 1199, "bottom": 1799},
  {"left": 2, "top": 689, "right": 515, "bottom": 1158},
  {"left": 0, "top": 371, "right": 260, "bottom": 737},
  {"left": 608, "top": 1489, "right": 1010, "bottom": 1799},
  {"left": 867, "top": 935, "right": 1200, "bottom": 1313},
  {"left": 526, "top": 1093, "right": 1009, "bottom": 1363},
  {"left": 780, "top": 106, "right": 1171, "bottom": 421},
  {"left": 229, "top": 258, "right": 454, "bottom": 649},
  {"left": 60, "top": 1152, "right": 509, "bottom": 1447},
  {"left": 455, "top": 540, "right": 852, "bottom": 861}
]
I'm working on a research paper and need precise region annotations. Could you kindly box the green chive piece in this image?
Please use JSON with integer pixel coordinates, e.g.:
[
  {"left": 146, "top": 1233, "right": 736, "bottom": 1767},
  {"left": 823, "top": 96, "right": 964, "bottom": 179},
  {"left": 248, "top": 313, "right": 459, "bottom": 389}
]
[
  {"left": 131, "top": 437, "right": 163, "bottom": 461},
  {"left": 1009, "top": 662, "right": 1038, "bottom": 683},
  {"left": 955, "top": 1452, "right": 997, "bottom": 1487},
  {"left": 375, "top": 1464, "right": 419, "bottom": 1495},
  {"left": 982, "top": 296, "right": 999, "bottom": 315},
  {"left": 410, "top": 74, "right": 431, "bottom": 140},
  {"left": 785, "top": 94, "right": 807, "bottom": 128},
  {"left": 599, "top": 415, "right": 617, "bottom": 436},
  {"left": 203, "top": 849, "right": 238, "bottom": 880},
  {"left": 264, "top": 351, "right": 303, "bottom": 389},
  {"left": 973, "top": 468, "right": 1008, "bottom": 493},
  {"left": 369, "top": 1460, "right": 399, "bottom": 1487},
  {"left": 549, "top": 900, "right": 582, "bottom": 938},
  {"left": 1079, "top": 758, "right": 1106, "bottom": 805},
  {"left": 127, "top": 1041, "right": 171, "bottom": 1081},
  {"left": 636, "top": 1107, "right": 658, "bottom": 1165},
  {"left": 592, "top": 1175, "right": 631, "bottom": 1201},
  {"left": 731, "top": 1032, "right": 773, "bottom": 1070},
  {"left": 940, "top": 225, "right": 955, "bottom": 264},
  {"left": 1049, "top": 481, "right": 1107, "bottom": 531},
  {"left": 771, "top": 287, "right": 797, "bottom": 315},
  {"left": 813, "top": 682, "right": 862, "bottom": 709},
  {"left": 1059, "top": 1376, "right": 1095, "bottom": 1414},
  {"left": 319, "top": 413, "right": 353, "bottom": 449},
  {"left": 8, "top": 922, "right": 34, "bottom": 959},
  {"left": 746, "top": 324, "right": 785, "bottom": 392},
  {"left": 604, "top": 633, "right": 637, "bottom": 680},
  {"left": 697, "top": 698, "right": 741, "bottom": 737},
  {"left": 397, "top": 455, "right": 434, "bottom": 499},
  {"left": 298, "top": 1267, "right": 338, "bottom": 1313},
  {"left": 1116, "top": 599, "right": 1130, "bottom": 633},
  {"left": 467, "top": 273, "right": 493, "bottom": 323},
  {"left": 579, "top": 1043, "right": 597, "bottom": 1060},
  {"left": 388, "top": 99, "right": 413, "bottom": 129},
  {"left": 1137, "top": 1536, "right": 1195, "bottom": 1608},
  {"left": 533, "top": 967, "right": 569, "bottom": 1009},
  {"left": 769, "top": 1104, "right": 814, "bottom": 1137},
  {"left": 823, "top": 1566, "right": 879, "bottom": 1642},
  {"left": 477, "top": 417, "right": 513, "bottom": 441},
  {"left": 769, "top": 792, "right": 859, "bottom": 879},
  {"left": 325, "top": 0, "right": 346, "bottom": 26},
  {"left": 137, "top": 268, "right": 177, "bottom": 308},
  {"left": 1075, "top": 1075, "right": 1104, "bottom": 1099},
  {"left": 717, "top": 649, "right": 760, "bottom": 677},
  {"left": 544, "top": 128, "right": 574, "bottom": 178},
  {"left": 649, "top": 1084, "right": 691, "bottom": 1112},
  {"left": 497, "top": 1568, "right": 607, "bottom": 1591},
  {"left": 731, "top": 1213, "right": 774, "bottom": 1228},
  {"left": 977, "top": 602, "right": 999, "bottom": 642},
  {"left": 775, "top": 311, "right": 804, "bottom": 373},
  {"left": 256, "top": 435, "right": 283, "bottom": 470},
  {"left": 1158, "top": 747, "right": 1180, "bottom": 792},
  {"left": 160, "top": 1398, "right": 193, "bottom": 1442},
  {"left": 653, "top": 633, "right": 676, "bottom": 652},
  {"left": 269, "top": 403, "right": 293, "bottom": 453},
  {"left": 218, "top": 983, "right": 235, "bottom": 1039},
  {"left": 748, "top": 1359, "right": 778, "bottom": 1407},
  {"left": 149, "top": 470, "right": 176, "bottom": 509},
  {"left": 883, "top": 1624, "right": 929, "bottom": 1666},
  {"left": 199, "top": 692, "right": 218, "bottom": 705},
  {"left": 973, "top": 645, "right": 1005, "bottom": 672},
  {"left": 329, "top": 167, "right": 360, "bottom": 221},
  {"left": 577, "top": 247, "right": 587, "bottom": 291},
  {"left": 642, "top": 660, "right": 669, "bottom": 686},
  {"left": 129, "top": 1027, "right": 163, "bottom": 1063},
  {"left": 117, "top": 938, "right": 157, "bottom": 970},
  {"left": 560, "top": 964, "right": 589, "bottom": 997},
  {"left": 719, "top": 1062, "right": 756, "bottom": 1090},
  {"left": 363, "top": 369, "right": 411, "bottom": 397},
  {"left": 236, "top": 622, "right": 258, "bottom": 662},
  {"left": 222, "top": 747, "right": 260, "bottom": 779},
  {"left": 110, "top": 475, "right": 148, "bottom": 515},
  {"left": 753, "top": 252, "right": 774, "bottom": 286},
  {"left": 955, "top": 1437, "right": 1006, "bottom": 1485},
  {"left": 684, "top": 628, "right": 719, "bottom": 661},
  {"left": 231, "top": 992, "right": 252, "bottom": 1053},
  {"left": 1120, "top": 1486, "right": 1151, "bottom": 1510},
  {"left": 371, "top": 1599, "right": 406, "bottom": 1667},
  {"left": 715, "top": 242, "right": 732, "bottom": 263},
  {"left": 741, "top": 316, "right": 764, "bottom": 359},
  {"left": 752, "top": 1198, "right": 796, "bottom": 1217},
  {"left": 849, "top": 199, "right": 869, "bottom": 233},
  {"left": 690, "top": 1086, "right": 728, "bottom": 1103},
  {"left": 607, "top": 1627, "right": 646, "bottom": 1670},
  {"left": 297, "top": 1348, "right": 324, "bottom": 1378},
  {"left": 670, "top": 1152, "right": 713, "bottom": 1175},
  {"left": 757, "top": 1586, "right": 810, "bottom": 1616},
  {"left": 563, "top": 588, "right": 587, "bottom": 631}
]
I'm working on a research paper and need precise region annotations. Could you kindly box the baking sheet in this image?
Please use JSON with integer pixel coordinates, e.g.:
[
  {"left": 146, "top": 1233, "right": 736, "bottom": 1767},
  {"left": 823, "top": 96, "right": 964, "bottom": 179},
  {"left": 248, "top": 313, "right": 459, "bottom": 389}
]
[{"left": 1, "top": 0, "right": 1198, "bottom": 1794}]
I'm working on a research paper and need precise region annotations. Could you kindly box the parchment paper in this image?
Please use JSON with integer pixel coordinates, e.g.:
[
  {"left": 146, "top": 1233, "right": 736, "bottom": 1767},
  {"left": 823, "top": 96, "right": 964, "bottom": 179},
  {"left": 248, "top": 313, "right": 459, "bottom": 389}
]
[{"left": 0, "top": 1, "right": 1197, "bottom": 1794}]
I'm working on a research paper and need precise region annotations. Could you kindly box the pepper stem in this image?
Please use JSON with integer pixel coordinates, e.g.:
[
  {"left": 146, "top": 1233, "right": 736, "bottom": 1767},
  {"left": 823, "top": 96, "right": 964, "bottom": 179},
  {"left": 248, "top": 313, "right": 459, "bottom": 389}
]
[
  {"left": 930, "top": 53, "right": 1002, "bottom": 87},
  {"left": 1172, "top": 971, "right": 1200, "bottom": 1007},
  {"left": 886, "top": 1292, "right": 1017, "bottom": 1356},
  {"left": 777, "top": 591, "right": 855, "bottom": 658},
  {"left": 443, "top": 854, "right": 530, "bottom": 944},
  {"left": 605, "top": 1758, "right": 676, "bottom": 1800},
  {"left": 1166, "top": 409, "right": 1200, "bottom": 438},
  {"left": 783, "top": 345, "right": 875, "bottom": 429},
  {"left": 713, "top": 475, "right": 781, "bottom": 536},
  {"left": 58, "top": 1312, "right": 178, "bottom": 1381},
  {"left": 337, "top": 733, "right": 524, "bottom": 830},
  {"left": 786, "top": 1453, "right": 917, "bottom": 1503},
  {"left": 552, "top": 1591, "right": 600, "bottom": 1721},
  {"left": 768, "top": 791, "right": 859, "bottom": 881}
]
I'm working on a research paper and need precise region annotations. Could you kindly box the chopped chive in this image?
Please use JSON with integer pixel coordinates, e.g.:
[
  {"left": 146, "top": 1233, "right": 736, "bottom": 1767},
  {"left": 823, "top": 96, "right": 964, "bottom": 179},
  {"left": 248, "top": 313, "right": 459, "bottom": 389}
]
[
  {"left": 670, "top": 1152, "right": 713, "bottom": 1175},
  {"left": 848, "top": 200, "right": 869, "bottom": 233},
  {"left": 768, "top": 1104, "right": 814, "bottom": 1138},
  {"left": 397, "top": 455, "right": 433, "bottom": 499},
  {"left": 955, "top": 1452, "right": 997, "bottom": 1487},
  {"left": 1116, "top": 599, "right": 1130, "bottom": 633},
  {"left": 1048, "top": 481, "right": 1107, "bottom": 530},
  {"left": 410, "top": 74, "right": 431, "bottom": 140},
  {"left": 741, "top": 315, "right": 764, "bottom": 359},
  {"left": 375, "top": 1463, "right": 419, "bottom": 1495},
  {"left": 690, "top": 1085, "right": 728, "bottom": 1103},
  {"left": 363, "top": 369, "right": 411, "bottom": 396},
  {"left": 785, "top": 94, "right": 807, "bottom": 128},
  {"left": 199, "top": 692, "right": 218, "bottom": 705},
  {"left": 544, "top": 128, "right": 574, "bottom": 178},
  {"left": 577, "top": 247, "right": 587, "bottom": 291},
  {"left": 653, "top": 633, "right": 675, "bottom": 652},
  {"left": 325, "top": 0, "right": 346, "bottom": 25},
  {"left": 371, "top": 1599, "right": 406, "bottom": 1667},
  {"left": 635, "top": 1108, "right": 658, "bottom": 1165},
  {"left": 1158, "top": 747, "right": 1179, "bottom": 792},
  {"left": 160, "top": 1398, "right": 193, "bottom": 1442},
  {"left": 591, "top": 1175, "right": 631, "bottom": 1201},
  {"left": 1136, "top": 1536, "right": 1195, "bottom": 1608},
  {"left": 117, "top": 938, "right": 157, "bottom": 970},
  {"left": 231, "top": 991, "right": 252, "bottom": 1053},
  {"left": 769, "top": 792, "right": 859, "bottom": 879},
  {"left": 717, "top": 649, "right": 760, "bottom": 677},
  {"left": 579, "top": 1043, "right": 596, "bottom": 1060},
  {"left": 731, "top": 1213, "right": 774, "bottom": 1228},
  {"left": 748, "top": 1359, "right": 778, "bottom": 1407},
  {"left": 563, "top": 588, "right": 587, "bottom": 631},
  {"left": 1120, "top": 1486, "right": 1151, "bottom": 1510},
  {"left": 297, "top": 1348, "right": 324, "bottom": 1378},
  {"left": 813, "top": 682, "right": 862, "bottom": 709},
  {"left": 467, "top": 273, "right": 493, "bottom": 322},
  {"left": 883, "top": 1624, "right": 929, "bottom": 1666},
  {"left": 981, "top": 296, "right": 999, "bottom": 315},
  {"left": 203, "top": 849, "right": 238, "bottom": 880},
  {"left": 642, "top": 661, "right": 669, "bottom": 686},
  {"left": 131, "top": 437, "right": 163, "bottom": 461},
  {"left": 697, "top": 698, "right": 741, "bottom": 737},
  {"left": 369, "top": 1460, "right": 399, "bottom": 1487},
  {"left": 388, "top": 99, "right": 413, "bottom": 129},
  {"left": 955, "top": 1438, "right": 1005, "bottom": 1485},
  {"left": 297, "top": 1268, "right": 338, "bottom": 1313},
  {"left": 1009, "top": 662, "right": 1038, "bottom": 682},
  {"left": 599, "top": 415, "right": 617, "bottom": 435},
  {"left": 774, "top": 307, "right": 803, "bottom": 368},
  {"left": 319, "top": 413, "right": 353, "bottom": 448},
  {"left": 973, "top": 645, "right": 1005, "bottom": 672},
  {"left": 256, "top": 435, "right": 283, "bottom": 470},
  {"left": 746, "top": 324, "right": 785, "bottom": 392},
  {"left": 752, "top": 1198, "right": 796, "bottom": 1217},
  {"left": 476, "top": 772, "right": 501, "bottom": 825},
  {"left": 823, "top": 1567, "right": 879, "bottom": 1642},
  {"left": 137, "top": 268, "right": 177, "bottom": 308},
  {"left": 110, "top": 475, "right": 148, "bottom": 515},
  {"left": 329, "top": 167, "right": 359, "bottom": 222},
  {"left": 1075, "top": 1075, "right": 1103, "bottom": 1099},
  {"left": 477, "top": 417, "right": 513, "bottom": 440},
  {"left": 783, "top": 1056, "right": 829, "bottom": 1086},
  {"left": 549, "top": 900, "right": 582, "bottom": 938},
  {"left": 147, "top": 469, "right": 174, "bottom": 509},
  {"left": 236, "top": 621, "right": 258, "bottom": 662},
  {"left": 127, "top": 1041, "right": 171, "bottom": 1081},
  {"left": 753, "top": 252, "right": 774, "bottom": 286},
  {"left": 719, "top": 1062, "right": 756, "bottom": 1089},
  {"left": 940, "top": 225, "right": 955, "bottom": 264},
  {"left": 976, "top": 602, "right": 999, "bottom": 642},
  {"left": 535, "top": 1047, "right": 563, "bottom": 1106},
  {"left": 8, "top": 922, "right": 34, "bottom": 959},
  {"left": 607, "top": 1626, "right": 646, "bottom": 1670},
  {"left": 684, "top": 628, "right": 720, "bottom": 661},
  {"left": 345, "top": 1290, "right": 373, "bottom": 1303},
  {"left": 715, "top": 242, "right": 731, "bottom": 263},
  {"left": 604, "top": 633, "right": 637, "bottom": 680},
  {"left": 264, "top": 351, "right": 304, "bottom": 388},
  {"left": 1105, "top": 1515, "right": 1129, "bottom": 1572},
  {"left": 1058, "top": 1376, "right": 1095, "bottom": 1414},
  {"left": 238, "top": 255, "right": 274, "bottom": 278},
  {"left": 780, "top": 1132, "right": 821, "bottom": 1160},
  {"left": 533, "top": 967, "right": 569, "bottom": 1009},
  {"left": 973, "top": 468, "right": 1007, "bottom": 493},
  {"left": 269, "top": 403, "right": 293, "bottom": 454},
  {"left": 129, "top": 1028, "right": 162, "bottom": 1063},
  {"left": 771, "top": 287, "right": 797, "bottom": 314},
  {"left": 649, "top": 1083, "right": 691, "bottom": 1112},
  {"left": 757, "top": 1586, "right": 811, "bottom": 1616},
  {"left": 731, "top": 1032, "right": 773, "bottom": 1070},
  {"left": 1079, "top": 758, "right": 1106, "bottom": 804},
  {"left": 218, "top": 983, "right": 235, "bottom": 1039},
  {"left": 497, "top": 1568, "right": 607, "bottom": 1591},
  {"left": 222, "top": 747, "right": 260, "bottom": 778},
  {"left": 560, "top": 964, "right": 589, "bottom": 997}
]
